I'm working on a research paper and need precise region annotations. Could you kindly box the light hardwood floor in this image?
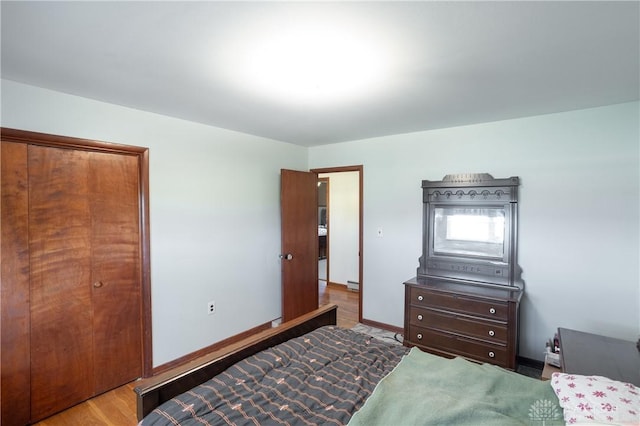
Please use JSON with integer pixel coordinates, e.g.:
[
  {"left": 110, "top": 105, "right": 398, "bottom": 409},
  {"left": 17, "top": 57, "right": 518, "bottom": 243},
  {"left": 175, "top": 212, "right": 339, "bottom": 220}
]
[
  {"left": 319, "top": 281, "right": 359, "bottom": 329},
  {"left": 34, "top": 382, "right": 138, "bottom": 426},
  {"left": 34, "top": 284, "right": 359, "bottom": 425}
]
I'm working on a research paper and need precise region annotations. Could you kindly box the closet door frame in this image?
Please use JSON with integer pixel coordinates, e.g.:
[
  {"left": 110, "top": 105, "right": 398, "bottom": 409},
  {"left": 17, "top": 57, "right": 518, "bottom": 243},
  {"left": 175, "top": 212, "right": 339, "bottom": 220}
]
[{"left": 0, "top": 127, "right": 153, "bottom": 378}]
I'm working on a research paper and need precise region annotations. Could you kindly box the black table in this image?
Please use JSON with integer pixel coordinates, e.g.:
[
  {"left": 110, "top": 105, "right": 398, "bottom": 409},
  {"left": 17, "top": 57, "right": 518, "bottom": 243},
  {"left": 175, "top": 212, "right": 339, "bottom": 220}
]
[{"left": 558, "top": 327, "right": 640, "bottom": 386}]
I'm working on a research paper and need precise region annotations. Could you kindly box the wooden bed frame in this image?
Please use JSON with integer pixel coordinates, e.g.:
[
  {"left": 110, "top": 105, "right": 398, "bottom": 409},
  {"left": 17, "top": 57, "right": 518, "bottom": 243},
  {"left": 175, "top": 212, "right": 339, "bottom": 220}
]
[{"left": 134, "top": 304, "right": 338, "bottom": 421}]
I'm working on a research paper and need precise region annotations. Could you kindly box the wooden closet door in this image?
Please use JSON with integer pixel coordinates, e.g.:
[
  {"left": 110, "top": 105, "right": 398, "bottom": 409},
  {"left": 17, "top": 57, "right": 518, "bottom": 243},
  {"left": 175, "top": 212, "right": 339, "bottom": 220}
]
[
  {"left": 28, "top": 145, "right": 142, "bottom": 421},
  {"left": 29, "top": 146, "right": 95, "bottom": 421},
  {"left": 1, "top": 141, "right": 31, "bottom": 426},
  {"left": 90, "top": 151, "right": 142, "bottom": 394}
]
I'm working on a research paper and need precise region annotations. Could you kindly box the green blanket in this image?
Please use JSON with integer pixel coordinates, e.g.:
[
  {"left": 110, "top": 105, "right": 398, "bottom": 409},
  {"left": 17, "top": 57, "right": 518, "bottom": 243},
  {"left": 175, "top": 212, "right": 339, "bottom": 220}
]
[{"left": 348, "top": 347, "right": 562, "bottom": 426}]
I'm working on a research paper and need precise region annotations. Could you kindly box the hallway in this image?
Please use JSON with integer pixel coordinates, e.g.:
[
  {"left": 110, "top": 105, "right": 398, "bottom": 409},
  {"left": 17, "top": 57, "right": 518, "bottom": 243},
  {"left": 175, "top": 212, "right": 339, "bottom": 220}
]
[{"left": 318, "top": 281, "right": 359, "bottom": 329}]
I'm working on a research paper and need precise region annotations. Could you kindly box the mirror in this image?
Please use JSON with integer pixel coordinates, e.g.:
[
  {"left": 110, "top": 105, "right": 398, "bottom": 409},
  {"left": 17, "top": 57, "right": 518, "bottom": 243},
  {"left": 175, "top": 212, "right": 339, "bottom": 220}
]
[{"left": 433, "top": 207, "right": 505, "bottom": 259}]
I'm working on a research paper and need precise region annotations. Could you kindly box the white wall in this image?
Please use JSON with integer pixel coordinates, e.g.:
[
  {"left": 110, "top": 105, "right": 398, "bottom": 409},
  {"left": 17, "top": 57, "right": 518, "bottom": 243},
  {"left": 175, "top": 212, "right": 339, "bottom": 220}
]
[
  {"left": 4, "top": 79, "right": 637, "bottom": 364},
  {"left": 309, "top": 101, "right": 640, "bottom": 361},
  {"left": 320, "top": 171, "right": 359, "bottom": 286},
  {"left": 1, "top": 80, "right": 308, "bottom": 366}
]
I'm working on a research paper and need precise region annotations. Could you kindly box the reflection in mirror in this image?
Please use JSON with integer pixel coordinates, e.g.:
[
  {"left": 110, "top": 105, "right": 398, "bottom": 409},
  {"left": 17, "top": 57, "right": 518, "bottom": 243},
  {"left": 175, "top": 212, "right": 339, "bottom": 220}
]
[{"left": 433, "top": 207, "right": 505, "bottom": 259}]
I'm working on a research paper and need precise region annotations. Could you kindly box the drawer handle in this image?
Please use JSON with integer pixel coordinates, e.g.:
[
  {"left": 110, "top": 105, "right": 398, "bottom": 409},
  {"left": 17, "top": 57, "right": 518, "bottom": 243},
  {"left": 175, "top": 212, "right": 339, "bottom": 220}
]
[
  {"left": 417, "top": 333, "right": 423, "bottom": 340},
  {"left": 488, "top": 351, "right": 495, "bottom": 358},
  {"left": 417, "top": 314, "right": 423, "bottom": 321},
  {"left": 488, "top": 330, "right": 495, "bottom": 337},
  {"left": 417, "top": 295, "right": 424, "bottom": 301},
  {"left": 489, "top": 307, "right": 496, "bottom": 314}
]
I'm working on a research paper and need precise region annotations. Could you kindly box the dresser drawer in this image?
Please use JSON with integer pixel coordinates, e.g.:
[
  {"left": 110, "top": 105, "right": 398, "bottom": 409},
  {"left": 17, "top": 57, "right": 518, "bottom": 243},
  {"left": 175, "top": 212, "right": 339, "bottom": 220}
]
[
  {"left": 407, "top": 325, "right": 508, "bottom": 366},
  {"left": 409, "top": 286, "right": 508, "bottom": 320},
  {"left": 408, "top": 306, "right": 508, "bottom": 344}
]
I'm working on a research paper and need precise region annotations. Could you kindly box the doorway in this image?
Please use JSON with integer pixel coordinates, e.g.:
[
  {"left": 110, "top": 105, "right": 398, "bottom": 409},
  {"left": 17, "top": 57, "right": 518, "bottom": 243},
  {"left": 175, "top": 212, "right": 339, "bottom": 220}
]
[
  {"left": 317, "top": 177, "right": 329, "bottom": 283},
  {"left": 312, "top": 166, "right": 362, "bottom": 326}
]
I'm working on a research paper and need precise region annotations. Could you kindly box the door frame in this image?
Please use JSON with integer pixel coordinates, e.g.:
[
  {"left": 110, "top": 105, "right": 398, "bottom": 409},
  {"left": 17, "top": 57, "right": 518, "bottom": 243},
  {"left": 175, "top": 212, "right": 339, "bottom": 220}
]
[
  {"left": 311, "top": 165, "right": 363, "bottom": 324},
  {"left": 0, "top": 127, "right": 153, "bottom": 377}
]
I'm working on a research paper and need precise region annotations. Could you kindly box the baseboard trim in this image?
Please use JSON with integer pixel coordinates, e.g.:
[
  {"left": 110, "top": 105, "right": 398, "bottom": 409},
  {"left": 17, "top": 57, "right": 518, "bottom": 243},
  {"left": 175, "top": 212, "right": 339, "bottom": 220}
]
[
  {"left": 360, "top": 318, "right": 404, "bottom": 335},
  {"left": 152, "top": 321, "right": 272, "bottom": 375}
]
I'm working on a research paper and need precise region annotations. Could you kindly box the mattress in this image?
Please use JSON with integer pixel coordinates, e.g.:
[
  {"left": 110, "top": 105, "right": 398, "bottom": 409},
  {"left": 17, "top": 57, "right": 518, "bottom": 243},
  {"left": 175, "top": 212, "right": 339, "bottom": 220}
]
[{"left": 140, "top": 326, "right": 408, "bottom": 426}]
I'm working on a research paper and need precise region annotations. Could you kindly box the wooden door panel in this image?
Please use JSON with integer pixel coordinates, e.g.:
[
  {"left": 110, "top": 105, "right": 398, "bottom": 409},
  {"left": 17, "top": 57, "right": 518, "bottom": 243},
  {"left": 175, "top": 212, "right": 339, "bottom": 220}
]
[
  {"left": 281, "top": 169, "right": 319, "bottom": 322},
  {"left": 90, "top": 152, "right": 142, "bottom": 393},
  {"left": 0, "top": 128, "right": 150, "bottom": 423},
  {"left": 1, "top": 142, "right": 32, "bottom": 425},
  {"left": 28, "top": 146, "right": 95, "bottom": 421}
]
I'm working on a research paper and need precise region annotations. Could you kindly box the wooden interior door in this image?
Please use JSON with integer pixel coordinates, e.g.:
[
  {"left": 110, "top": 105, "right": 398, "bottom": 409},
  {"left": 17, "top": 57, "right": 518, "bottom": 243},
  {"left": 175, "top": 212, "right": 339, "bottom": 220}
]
[
  {"left": 280, "top": 169, "right": 319, "bottom": 322},
  {"left": 1, "top": 128, "right": 151, "bottom": 425},
  {"left": 28, "top": 145, "right": 142, "bottom": 421},
  {"left": 29, "top": 146, "right": 95, "bottom": 420},
  {"left": 1, "top": 141, "right": 31, "bottom": 426},
  {"left": 89, "top": 151, "right": 142, "bottom": 394}
]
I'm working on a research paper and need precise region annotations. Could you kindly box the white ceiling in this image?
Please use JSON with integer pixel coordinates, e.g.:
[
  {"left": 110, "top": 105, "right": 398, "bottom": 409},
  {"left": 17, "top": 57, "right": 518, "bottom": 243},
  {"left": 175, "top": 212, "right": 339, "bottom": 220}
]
[{"left": 1, "top": 1, "right": 638, "bottom": 147}]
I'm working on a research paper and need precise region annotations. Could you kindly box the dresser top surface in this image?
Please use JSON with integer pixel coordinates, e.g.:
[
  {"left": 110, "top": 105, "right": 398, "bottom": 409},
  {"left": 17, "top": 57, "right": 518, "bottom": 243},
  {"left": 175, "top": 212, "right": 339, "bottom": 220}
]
[{"left": 404, "top": 276, "right": 523, "bottom": 302}]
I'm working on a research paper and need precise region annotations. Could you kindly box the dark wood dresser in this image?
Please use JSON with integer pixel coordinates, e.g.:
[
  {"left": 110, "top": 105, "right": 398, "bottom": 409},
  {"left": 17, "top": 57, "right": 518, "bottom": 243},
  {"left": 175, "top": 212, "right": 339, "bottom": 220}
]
[{"left": 404, "top": 276, "right": 523, "bottom": 370}]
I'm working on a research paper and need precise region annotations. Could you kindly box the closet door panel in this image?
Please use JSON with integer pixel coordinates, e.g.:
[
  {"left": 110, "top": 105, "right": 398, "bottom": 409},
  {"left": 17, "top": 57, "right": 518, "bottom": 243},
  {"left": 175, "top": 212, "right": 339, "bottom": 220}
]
[
  {"left": 90, "top": 152, "right": 143, "bottom": 394},
  {"left": 0, "top": 141, "right": 31, "bottom": 426},
  {"left": 1, "top": 128, "right": 149, "bottom": 423},
  {"left": 28, "top": 146, "right": 95, "bottom": 421}
]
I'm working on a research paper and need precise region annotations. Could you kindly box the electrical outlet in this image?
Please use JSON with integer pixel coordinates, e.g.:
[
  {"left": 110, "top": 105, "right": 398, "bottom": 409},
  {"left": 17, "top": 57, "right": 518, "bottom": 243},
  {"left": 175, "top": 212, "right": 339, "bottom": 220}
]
[{"left": 207, "top": 300, "right": 215, "bottom": 315}]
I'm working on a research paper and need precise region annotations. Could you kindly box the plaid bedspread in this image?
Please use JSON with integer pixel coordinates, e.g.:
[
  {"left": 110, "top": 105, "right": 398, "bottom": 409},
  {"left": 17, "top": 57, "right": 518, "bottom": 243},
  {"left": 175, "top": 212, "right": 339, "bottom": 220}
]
[{"left": 140, "top": 326, "right": 408, "bottom": 426}]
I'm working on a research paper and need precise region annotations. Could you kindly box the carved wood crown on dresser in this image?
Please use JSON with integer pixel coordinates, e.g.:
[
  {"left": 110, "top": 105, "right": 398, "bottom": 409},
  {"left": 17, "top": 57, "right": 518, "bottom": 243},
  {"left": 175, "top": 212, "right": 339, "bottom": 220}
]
[{"left": 404, "top": 173, "right": 524, "bottom": 370}]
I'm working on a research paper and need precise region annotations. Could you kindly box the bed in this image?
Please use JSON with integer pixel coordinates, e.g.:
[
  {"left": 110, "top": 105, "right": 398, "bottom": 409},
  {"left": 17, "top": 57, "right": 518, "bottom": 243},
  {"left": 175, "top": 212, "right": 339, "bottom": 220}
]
[{"left": 135, "top": 305, "right": 639, "bottom": 425}]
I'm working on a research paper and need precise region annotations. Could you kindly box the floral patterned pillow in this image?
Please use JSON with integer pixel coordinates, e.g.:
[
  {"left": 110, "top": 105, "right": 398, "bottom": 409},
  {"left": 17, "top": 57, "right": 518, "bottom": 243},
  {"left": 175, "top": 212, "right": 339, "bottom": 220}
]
[{"left": 551, "top": 372, "right": 639, "bottom": 425}]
